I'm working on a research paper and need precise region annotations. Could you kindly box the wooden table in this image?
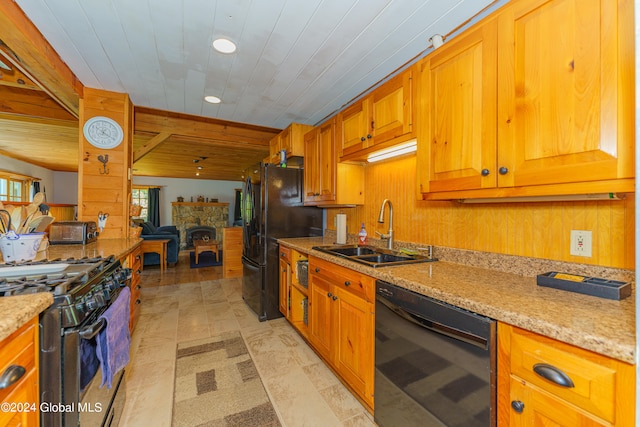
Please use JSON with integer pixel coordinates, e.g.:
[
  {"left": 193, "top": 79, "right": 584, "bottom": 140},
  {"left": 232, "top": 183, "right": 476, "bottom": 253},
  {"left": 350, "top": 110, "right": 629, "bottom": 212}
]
[
  {"left": 194, "top": 239, "right": 219, "bottom": 264},
  {"left": 140, "top": 239, "right": 171, "bottom": 273}
]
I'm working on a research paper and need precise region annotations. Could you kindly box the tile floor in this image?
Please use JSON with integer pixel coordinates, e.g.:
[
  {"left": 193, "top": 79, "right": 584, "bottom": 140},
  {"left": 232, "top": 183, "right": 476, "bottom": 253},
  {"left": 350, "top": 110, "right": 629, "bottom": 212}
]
[{"left": 119, "top": 254, "right": 376, "bottom": 427}]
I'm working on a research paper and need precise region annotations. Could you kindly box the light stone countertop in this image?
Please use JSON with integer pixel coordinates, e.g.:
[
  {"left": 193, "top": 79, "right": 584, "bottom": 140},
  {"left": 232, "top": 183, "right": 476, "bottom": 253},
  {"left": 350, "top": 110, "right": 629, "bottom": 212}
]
[
  {"left": 0, "top": 238, "right": 142, "bottom": 342},
  {"left": 0, "top": 293, "right": 53, "bottom": 341},
  {"left": 279, "top": 236, "right": 636, "bottom": 364}
]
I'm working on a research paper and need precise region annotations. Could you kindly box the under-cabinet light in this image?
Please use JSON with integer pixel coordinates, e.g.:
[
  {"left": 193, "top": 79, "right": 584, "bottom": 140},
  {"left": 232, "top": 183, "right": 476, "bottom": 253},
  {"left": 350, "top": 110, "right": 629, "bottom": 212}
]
[
  {"left": 457, "top": 193, "right": 625, "bottom": 203},
  {"left": 367, "top": 140, "right": 417, "bottom": 163}
]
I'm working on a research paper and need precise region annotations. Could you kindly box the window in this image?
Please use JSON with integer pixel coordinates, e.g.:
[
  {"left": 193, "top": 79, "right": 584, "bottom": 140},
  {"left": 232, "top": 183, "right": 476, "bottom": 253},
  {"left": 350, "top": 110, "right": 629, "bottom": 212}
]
[
  {"left": 0, "top": 171, "right": 33, "bottom": 202},
  {"left": 131, "top": 187, "right": 149, "bottom": 220}
]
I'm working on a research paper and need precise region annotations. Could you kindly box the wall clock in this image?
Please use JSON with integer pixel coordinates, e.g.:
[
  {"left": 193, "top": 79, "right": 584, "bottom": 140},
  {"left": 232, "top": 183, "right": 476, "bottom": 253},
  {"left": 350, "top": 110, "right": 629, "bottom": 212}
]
[{"left": 83, "top": 116, "right": 124, "bottom": 149}]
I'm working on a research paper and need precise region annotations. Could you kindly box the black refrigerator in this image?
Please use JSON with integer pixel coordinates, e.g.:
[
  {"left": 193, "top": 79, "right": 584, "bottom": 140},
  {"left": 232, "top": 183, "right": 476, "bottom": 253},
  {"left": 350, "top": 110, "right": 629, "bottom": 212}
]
[{"left": 241, "top": 163, "right": 323, "bottom": 321}]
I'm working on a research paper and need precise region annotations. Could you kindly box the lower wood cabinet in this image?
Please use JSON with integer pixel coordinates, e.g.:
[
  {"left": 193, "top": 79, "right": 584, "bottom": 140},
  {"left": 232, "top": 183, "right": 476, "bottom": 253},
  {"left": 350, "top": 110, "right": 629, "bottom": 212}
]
[
  {"left": 0, "top": 317, "right": 39, "bottom": 427},
  {"left": 223, "top": 227, "right": 243, "bottom": 278},
  {"left": 125, "top": 243, "right": 143, "bottom": 333},
  {"left": 308, "top": 256, "right": 375, "bottom": 410},
  {"left": 498, "top": 323, "right": 635, "bottom": 426},
  {"left": 279, "top": 245, "right": 310, "bottom": 338}
]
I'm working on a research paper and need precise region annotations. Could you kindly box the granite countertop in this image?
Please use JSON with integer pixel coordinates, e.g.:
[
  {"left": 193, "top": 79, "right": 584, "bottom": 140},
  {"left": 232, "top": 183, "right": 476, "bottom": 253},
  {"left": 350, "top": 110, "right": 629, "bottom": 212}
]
[
  {"left": 279, "top": 236, "right": 636, "bottom": 364},
  {"left": 0, "top": 293, "right": 53, "bottom": 341},
  {"left": 0, "top": 238, "right": 142, "bottom": 341}
]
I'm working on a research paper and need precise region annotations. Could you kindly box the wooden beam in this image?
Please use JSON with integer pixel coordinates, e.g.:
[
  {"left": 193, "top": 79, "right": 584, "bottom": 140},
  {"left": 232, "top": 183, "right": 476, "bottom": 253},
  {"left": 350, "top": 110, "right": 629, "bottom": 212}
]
[
  {"left": 133, "top": 131, "right": 171, "bottom": 162},
  {"left": 0, "top": 2, "right": 82, "bottom": 117},
  {"left": 0, "top": 86, "right": 77, "bottom": 121}
]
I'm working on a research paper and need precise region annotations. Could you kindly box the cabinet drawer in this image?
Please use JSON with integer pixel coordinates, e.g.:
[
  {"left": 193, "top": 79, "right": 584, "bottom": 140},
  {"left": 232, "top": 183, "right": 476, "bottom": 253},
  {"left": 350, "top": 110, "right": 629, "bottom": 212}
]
[
  {"left": 309, "top": 256, "right": 374, "bottom": 302},
  {"left": 279, "top": 246, "right": 292, "bottom": 264},
  {"left": 0, "top": 319, "right": 36, "bottom": 402},
  {"left": 509, "top": 326, "right": 625, "bottom": 423}
]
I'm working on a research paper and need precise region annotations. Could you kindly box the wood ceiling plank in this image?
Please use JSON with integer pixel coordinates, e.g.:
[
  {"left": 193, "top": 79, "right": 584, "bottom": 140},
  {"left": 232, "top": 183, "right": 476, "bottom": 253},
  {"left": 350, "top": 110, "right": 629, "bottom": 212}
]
[
  {"left": 0, "top": 1, "right": 82, "bottom": 116},
  {"left": 0, "top": 86, "right": 77, "bottom": 120}
]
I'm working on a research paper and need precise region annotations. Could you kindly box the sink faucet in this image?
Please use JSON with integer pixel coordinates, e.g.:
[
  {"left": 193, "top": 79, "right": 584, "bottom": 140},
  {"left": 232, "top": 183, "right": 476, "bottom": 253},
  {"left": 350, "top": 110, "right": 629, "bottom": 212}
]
[{"left": 377, "top": 199, "right": 393, "bottom": 249}]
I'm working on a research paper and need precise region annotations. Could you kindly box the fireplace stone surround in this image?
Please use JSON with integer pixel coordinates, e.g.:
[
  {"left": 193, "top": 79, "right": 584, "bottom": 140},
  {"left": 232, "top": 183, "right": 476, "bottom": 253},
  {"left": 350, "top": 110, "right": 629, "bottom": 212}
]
[{"left": 171, "top": 202, "right": 229, "bottom": 249}]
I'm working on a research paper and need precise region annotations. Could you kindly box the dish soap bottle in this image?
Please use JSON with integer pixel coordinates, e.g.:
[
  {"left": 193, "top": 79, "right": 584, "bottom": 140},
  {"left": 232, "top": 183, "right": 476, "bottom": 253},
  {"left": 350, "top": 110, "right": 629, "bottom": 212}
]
[{"left": 358, "top": 223, "right": 368, "bottom": 246}]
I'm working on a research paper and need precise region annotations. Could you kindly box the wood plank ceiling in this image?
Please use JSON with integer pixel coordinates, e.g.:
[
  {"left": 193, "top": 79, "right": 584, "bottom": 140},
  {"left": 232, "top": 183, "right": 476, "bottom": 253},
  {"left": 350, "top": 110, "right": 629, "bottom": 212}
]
[{"left": 0, "top": 0, "right": 499, "bottom": 181}]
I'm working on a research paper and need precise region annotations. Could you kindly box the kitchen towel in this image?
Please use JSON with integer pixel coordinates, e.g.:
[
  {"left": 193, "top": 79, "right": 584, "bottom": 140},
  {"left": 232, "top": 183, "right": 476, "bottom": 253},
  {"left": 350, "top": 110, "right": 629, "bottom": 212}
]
[
  {"left": 96, "top": 286, "right": 131, "bottom": 389},
  {"left": 336, "top": 214, "right": 347, "bottom": 244}
]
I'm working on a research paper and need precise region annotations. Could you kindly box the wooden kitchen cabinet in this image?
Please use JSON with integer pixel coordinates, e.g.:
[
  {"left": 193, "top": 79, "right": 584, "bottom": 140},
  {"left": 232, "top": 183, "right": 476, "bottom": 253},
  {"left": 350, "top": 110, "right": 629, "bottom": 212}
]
[
  {"left": 418, "top": 0, "right": 634, "bottom": 200},
  {"left": 279, "top": 244, "right": 310, "bottom": 338},
  {"left": 0, "top": 317, "right": 39, "bottom": 427},
  {"left": 416, "top": 16, "right": 498, "bottom": 194},
  {"left": 268, "top": 122, "right": 314, "bottom": 164},
  {"left": 126, "top": 242, "right": 143, "bottom": 332},
  {"left": 308, "top": 256, "right": 375, "bottom": 409},
  {"left": 303, "top": 117, "right": 365, "bottom": 206},
  {"left": 497, "top": 323, "right": 635, "bottom": 426},
  {"left": 338, "top": 67, "right": 415, "bottom": 162},
  {"left": 223, "top": 227, "right": 243, "bottom": 278}
]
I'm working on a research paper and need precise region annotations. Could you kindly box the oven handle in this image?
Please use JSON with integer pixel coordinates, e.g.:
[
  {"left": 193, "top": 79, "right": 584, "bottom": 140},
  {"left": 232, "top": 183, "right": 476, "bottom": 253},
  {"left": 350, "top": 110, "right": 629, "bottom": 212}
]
[
  {"left": 377, "top": 295, "right": 489, "bottom": 349},
  {"left": 79, "top": 318, "right": 107, "bottom": 340}
]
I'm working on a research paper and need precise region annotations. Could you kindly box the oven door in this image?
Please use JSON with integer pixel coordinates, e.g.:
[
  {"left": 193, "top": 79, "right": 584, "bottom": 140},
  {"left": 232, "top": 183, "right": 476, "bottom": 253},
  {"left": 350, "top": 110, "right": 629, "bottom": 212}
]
[{"left": 60, "top": 290, "right": 127, "bottom": 427}]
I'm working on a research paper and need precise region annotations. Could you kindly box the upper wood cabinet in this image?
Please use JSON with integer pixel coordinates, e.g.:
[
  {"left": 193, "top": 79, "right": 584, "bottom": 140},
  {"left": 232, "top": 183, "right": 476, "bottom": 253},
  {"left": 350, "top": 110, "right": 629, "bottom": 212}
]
[
  {"left": 416, "top": 17, "right": 498, "bottom": 194},
  {"left": 338, "top": 68, "right": 415, "bottom": 161},
  {"left": 418, "top": 0, "right": 634, "bottom": 199},
  {"left": 268, "top": 122, "right": 314, "bottom": 164},
  {"left": 304, "top": 118, "right": 365, "bottom": 206}
]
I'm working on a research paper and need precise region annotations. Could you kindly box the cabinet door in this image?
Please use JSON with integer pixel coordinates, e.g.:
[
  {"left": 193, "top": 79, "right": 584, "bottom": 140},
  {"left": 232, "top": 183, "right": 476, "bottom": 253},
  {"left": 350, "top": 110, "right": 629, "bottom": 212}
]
[
  {"left": 497, "top": 0, "right": 633, "bottom": 187},
  {"left": 308, "top": 273, "right": 333, "bottom": 361},
  {"left": 370, "top": 69, "right": 414, "bottom": 147},
  {"left": 318, "top": 118, "right": 337, "bottom": 202},
  {"left": 333, "top": 287, "right": 374, "bottom": 406},
  {"left": 279, "top": 258, "right": 290, "bottom": 317},
  {"left": 338, "top": 100, "right": 369, "bottom": 157},
  {"left": 303, "top": 127, "right": 321, "bottom": 204},
  {"left": 509, "top": 378, "right": 607, "bottom": 426},
  {"left": 422, "top": 19, "right": 498, "bottom": 193}
]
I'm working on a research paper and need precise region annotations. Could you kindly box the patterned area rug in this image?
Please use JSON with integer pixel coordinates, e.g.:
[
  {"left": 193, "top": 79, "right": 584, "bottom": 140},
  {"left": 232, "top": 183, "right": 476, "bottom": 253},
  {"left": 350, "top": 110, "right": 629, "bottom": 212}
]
[{"left": 172, "top": 331, "right": 281, "bottom": 426}]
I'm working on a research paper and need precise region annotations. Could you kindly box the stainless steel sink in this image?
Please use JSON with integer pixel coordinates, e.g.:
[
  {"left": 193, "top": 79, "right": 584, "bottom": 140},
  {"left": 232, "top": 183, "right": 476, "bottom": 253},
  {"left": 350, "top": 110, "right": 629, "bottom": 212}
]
[{"left": 312, "top": 245, "right": 437, "bottom": 268}]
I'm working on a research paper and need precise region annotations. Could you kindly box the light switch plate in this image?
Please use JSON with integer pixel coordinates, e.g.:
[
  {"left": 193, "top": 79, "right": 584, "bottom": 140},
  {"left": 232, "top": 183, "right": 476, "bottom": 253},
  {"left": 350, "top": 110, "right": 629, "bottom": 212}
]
[{"left": 570, "top": 230, "right": 592, "bottom": 257}]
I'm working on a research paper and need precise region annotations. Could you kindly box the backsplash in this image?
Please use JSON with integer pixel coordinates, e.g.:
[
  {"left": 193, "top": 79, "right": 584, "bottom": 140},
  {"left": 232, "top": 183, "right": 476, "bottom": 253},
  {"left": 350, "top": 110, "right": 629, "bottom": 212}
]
[{"left": 325, "top": 155, "right": 635, "bottom": 270}]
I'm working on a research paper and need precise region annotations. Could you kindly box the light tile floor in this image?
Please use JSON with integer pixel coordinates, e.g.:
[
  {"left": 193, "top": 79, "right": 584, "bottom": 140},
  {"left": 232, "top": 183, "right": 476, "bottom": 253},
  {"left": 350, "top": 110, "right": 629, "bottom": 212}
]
[{"left": 119, "top": 259, "right": 376, "bottom": 427}]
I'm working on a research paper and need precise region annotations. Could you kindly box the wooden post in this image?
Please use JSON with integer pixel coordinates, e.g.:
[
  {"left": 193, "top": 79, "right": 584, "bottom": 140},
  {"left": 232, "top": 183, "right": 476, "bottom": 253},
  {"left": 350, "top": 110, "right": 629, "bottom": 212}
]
[{"left": 78, "top": 88, "right": 133, "bottom": 238}]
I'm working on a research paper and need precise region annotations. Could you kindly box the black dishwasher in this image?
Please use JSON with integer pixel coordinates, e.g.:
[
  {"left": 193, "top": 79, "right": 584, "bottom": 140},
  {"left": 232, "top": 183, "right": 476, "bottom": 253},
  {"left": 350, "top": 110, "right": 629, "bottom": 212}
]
[{"left": 375, "top": 280, "right": 496, "bottom": 427}]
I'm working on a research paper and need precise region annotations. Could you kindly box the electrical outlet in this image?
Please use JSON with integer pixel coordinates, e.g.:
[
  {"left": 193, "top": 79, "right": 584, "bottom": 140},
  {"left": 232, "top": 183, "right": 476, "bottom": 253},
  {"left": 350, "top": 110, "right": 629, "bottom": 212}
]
[{"left": 570, "top": 230, "right": 592, "bottom": 257}]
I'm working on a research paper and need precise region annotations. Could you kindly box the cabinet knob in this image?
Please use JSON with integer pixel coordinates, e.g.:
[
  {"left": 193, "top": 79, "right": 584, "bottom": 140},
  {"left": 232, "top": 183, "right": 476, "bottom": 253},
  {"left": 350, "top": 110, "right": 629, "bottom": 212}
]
[
  {"left": 366, "top": 134, "right": 372, "bottom": 139},
  {"left": 136, "top": 299, "right": 141, "bottom": 305},
  {"left": 0, "top": 365, "right": 26, "bottom": 390},
  {"left": 332, "top": 295, "right": 338, "bottom": 301},
  {"left": 315, "top": 267, "right": 320, "bottom": 273},
  {"left": 360, "top": 136, "right": 366, "bottom": 142},
  {"left": 510, "top": 400, "right": 525, "bottom": 413},
  {"left": 280, "top": 252, "right": 285, "bottom": 257},
  {"left": 136, "top": 285, "right": 141, "bottom": 290},
  {"left": 499, "top": 166, "right": 509, "bottom": 175},
  {"left": 481, "top": 168, "right": 490, "bottom": 176},
  {"left": 327, "top": 292, "right": 333, "bottom": 298},
  {"left": 344, "top": 281, "right": 351, "bottom": 287},
  {"left": 282, "top": 268, "right": 286, "bottom": 273}
]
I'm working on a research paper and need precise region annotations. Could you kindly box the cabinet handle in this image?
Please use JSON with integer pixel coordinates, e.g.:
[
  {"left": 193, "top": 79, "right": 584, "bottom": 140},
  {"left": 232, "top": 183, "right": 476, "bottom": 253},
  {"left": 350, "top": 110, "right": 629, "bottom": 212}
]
[
  {"left": 481, "top": 168, "right": 490, "bottom": 176},
  {"left": 499, "top": 166, "right": 509, "bottom": 175},
  {"left": 533, "top": 363, "right": 575, "bottom": 388},
  {"left": 0, "top": 365, "right": 26, "bottom": 390},
  {"left": 510, "top": 400, "right": 525, "bottom": 413},
  {"left": 344, "top": 281, "right": 351, "bottom": 287}
]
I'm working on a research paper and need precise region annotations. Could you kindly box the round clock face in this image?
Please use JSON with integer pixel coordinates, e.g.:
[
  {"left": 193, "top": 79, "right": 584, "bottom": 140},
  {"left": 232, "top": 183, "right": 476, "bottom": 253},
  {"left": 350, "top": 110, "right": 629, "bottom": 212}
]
[{"left": 83, "top": 116, "right": 124, "bottom": 149}]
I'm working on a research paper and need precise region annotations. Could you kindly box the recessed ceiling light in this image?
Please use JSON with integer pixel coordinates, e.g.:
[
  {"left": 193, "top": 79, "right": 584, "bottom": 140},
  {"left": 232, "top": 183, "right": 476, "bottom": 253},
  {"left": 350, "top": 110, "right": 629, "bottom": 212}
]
[
  {"left": 204, "top": 95, "right": 221, "bottom": 104},
  {"left": 212, "top": 38, "right": 236, "bottom": 54}
]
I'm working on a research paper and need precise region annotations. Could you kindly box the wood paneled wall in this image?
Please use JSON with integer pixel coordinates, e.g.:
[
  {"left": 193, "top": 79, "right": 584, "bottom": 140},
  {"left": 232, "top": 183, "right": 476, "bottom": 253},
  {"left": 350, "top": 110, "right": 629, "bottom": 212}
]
[{"left": 326, "top": 155, "right": 635, "bottom": 269}]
